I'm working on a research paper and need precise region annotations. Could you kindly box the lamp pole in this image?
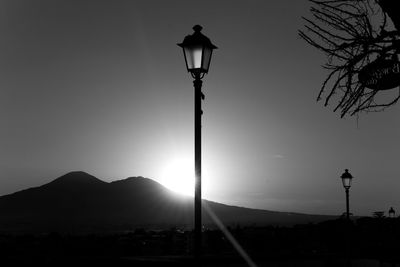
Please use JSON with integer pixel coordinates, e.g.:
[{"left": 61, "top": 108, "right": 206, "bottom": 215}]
[
  {"left": 178, "top": 25, "right": 217, "bottom": 263},
  {"left": 194, "top": 74, "right": 203, "bottom": 261},
  {"left": 345, "top": 187, "right": 350, "bottom": 220}
]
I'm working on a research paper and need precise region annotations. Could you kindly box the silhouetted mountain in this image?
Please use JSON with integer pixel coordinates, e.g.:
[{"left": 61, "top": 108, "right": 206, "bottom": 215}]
[{"left": 0, "top": 172, "right": 333, "bottom": 233}]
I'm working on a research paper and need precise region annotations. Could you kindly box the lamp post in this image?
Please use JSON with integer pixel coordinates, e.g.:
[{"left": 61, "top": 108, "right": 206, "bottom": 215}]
[
  {"left": 340, "top": 169, "right": 353, "bottom": 220},
  {"left": 389, "top": 207, "right": 395, "bottom": 218},
  {"left": 178, "top": 25, "right": 217, "bottom": 261}
]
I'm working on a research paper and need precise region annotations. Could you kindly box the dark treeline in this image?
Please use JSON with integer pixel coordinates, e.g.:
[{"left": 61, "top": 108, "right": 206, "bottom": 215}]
[{"left": 1, "top": 217, "right": 400, "bottom": 266}]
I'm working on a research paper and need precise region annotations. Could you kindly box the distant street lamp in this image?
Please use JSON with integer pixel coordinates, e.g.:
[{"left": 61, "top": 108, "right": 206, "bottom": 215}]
[
  {"left": 340, "top": 169, "right": 353, "bottom": 220},
  {"left": 178, "top": 25, "right": 217, "bottom": 261},
  {"left": 389, "top": 207, "right": 396, "bottom": 218}
]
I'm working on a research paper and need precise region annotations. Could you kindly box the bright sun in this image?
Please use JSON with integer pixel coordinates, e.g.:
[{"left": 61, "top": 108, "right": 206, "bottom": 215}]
[{"left": 159, "top": 159, "right": 195, "bottom": 196}]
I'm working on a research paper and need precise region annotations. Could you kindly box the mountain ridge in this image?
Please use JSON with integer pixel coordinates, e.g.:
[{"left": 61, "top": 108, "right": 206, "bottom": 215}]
[{"left": 0, "top": 171, "right": 335, "bottom": 233}]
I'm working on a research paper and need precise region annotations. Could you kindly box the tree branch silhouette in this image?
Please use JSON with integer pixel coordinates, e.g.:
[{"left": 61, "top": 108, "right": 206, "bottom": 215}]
[{"left": 299, "top": 0, "right": 400, "bottom": 117}]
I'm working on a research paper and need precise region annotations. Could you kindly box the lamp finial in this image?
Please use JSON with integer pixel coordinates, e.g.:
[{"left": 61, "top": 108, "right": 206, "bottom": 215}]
[{"left": 193, "top": 25, "right": 203, "bottom": 32}]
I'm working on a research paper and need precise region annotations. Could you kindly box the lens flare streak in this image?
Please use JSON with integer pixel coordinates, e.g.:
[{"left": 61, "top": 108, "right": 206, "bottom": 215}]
[{"left": 203, "top": 202, "right": 258, "bottom": 267}]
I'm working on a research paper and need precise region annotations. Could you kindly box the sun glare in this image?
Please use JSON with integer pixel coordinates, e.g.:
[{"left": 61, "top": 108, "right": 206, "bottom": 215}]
[{"left": 159, "top": 159, "right": 195, "bottom": 196}]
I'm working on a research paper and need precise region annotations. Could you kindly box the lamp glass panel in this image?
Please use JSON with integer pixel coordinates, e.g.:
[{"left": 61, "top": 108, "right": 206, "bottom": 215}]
[
  {"left": 342, "top": 177, "right": 352, "bottom": 188},
  {"left": 184, "top": 45, "right": 203, "bottom": 70},
  {"left": 202, "top": 46, "right": 213, "bottom": 72}
]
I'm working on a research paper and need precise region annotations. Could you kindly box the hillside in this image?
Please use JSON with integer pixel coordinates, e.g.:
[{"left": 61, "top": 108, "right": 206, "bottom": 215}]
[{"left": 0, "top": 171, "right": 334, "bottom": 233}]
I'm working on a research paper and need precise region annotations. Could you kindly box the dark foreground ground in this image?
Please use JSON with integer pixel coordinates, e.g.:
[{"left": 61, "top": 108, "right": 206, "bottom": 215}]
[{"left": 1, "top": 217, "right": 400, "bottom": 266}]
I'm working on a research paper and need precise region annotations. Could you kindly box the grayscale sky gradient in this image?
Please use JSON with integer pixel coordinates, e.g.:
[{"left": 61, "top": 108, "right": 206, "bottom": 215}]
[{"left": 1, "top": 0, "right": 399, "bottom": 216}]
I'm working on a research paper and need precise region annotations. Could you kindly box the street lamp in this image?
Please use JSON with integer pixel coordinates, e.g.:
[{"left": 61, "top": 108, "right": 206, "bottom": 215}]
[
  {"left": 340, "top": 169, "right": 353, "bottom": 220},
  {"left": 178, "top": 25, "right": 217, "bottom": 261},
  {"left": 389, "top": 207, "right": 395, "bottom": 218},
  {"left": 178, "top": 25, "right": 217, "bottom": 79}
]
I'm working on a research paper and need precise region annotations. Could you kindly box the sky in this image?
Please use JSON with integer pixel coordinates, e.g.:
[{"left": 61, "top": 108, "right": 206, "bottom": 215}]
[{"left": 1, "top": 0, "right": 399, "bottom": 216}]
